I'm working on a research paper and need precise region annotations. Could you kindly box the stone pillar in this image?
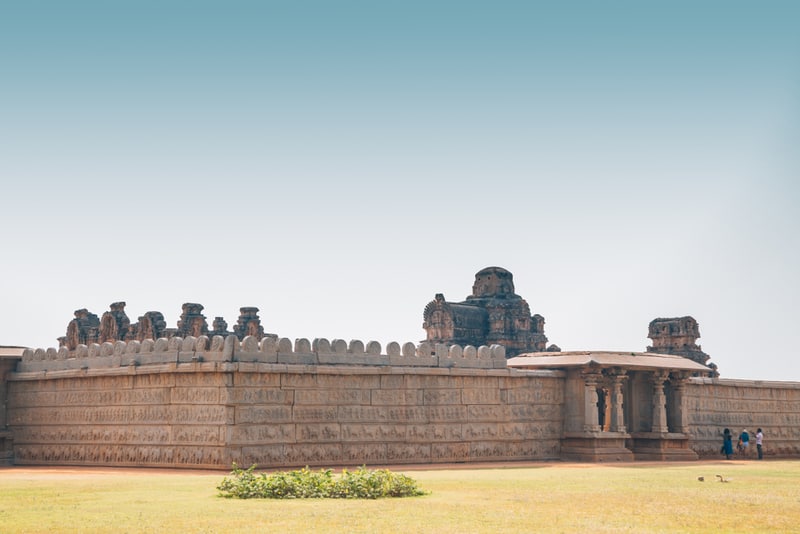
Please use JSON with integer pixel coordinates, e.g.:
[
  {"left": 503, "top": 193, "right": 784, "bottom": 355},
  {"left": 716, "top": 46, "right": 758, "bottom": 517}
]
[
  {"left": 670, "top": 374, "right": 689, "bottom": 434},
  {"left": 582, "top": 370, "right": 602, "bottom": 433},
  {"left": 651, "top": 371, "right": 669, "bottom": 433},
  {"left": 609, "top": 370, "right": 628, "bottom": 433}
]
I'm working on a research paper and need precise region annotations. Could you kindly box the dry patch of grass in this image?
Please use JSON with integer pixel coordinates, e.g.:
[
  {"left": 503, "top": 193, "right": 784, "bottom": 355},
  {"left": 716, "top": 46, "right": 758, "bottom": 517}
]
[{"left": 1, "top": 461, "right": 798, "bottom": 533}]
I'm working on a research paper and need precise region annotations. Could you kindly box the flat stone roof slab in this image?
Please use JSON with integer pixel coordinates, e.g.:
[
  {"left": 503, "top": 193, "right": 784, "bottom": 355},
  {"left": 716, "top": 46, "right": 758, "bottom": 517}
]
[{"left": 507, "top": 351, "right": 711, "bottom": 372}]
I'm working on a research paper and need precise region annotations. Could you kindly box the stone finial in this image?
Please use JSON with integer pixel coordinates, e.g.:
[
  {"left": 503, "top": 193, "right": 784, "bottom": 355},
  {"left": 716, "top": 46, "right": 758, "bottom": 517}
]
[
  {"left": 65, "top": 308, "right": 100, "bottom": 350},
  {"left": 177, "top": 303, "right": 208, "bottom": 338},
  {"left": 99, "top": 302, "right": 130, "bottom": 343},
  {"left": 136, "top": 312, "right": 167, "bottom": 342},
  {"left": 210, "top": 317, "right": 229, "bottom": 337},
  {"left": 234, "top": 307, "right": 264, "bottom": 340}
]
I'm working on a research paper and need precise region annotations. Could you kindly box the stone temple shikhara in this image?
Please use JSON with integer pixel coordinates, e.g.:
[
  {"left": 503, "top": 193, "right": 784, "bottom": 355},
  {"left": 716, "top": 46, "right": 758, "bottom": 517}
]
[
  {"left": 423, "top": 267, "right": 552, "bottom": 356},
  {"left": 0, "top": 266, "right": 798, "bottom": 467}
]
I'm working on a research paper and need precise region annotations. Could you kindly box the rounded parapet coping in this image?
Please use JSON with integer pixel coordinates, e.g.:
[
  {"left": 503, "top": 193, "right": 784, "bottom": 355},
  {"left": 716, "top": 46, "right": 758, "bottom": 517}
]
[{"left": 16, "top": 337, "right": 509, "bottom": 371}]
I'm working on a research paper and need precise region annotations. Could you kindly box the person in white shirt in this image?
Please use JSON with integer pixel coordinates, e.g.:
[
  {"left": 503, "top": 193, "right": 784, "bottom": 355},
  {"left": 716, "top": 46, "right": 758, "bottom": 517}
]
[{"left": 756, "top": 428, "right": 764, "bottom": 460}]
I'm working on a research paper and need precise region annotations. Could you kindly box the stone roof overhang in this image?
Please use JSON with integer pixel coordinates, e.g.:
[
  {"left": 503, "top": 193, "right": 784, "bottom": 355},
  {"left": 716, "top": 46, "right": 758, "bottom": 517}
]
[
  {"left": 0, "top": 346, "right": 26, "bottom": 358},
  {"left": 507, "top": 350, "right": 711, "bottom": 373}
]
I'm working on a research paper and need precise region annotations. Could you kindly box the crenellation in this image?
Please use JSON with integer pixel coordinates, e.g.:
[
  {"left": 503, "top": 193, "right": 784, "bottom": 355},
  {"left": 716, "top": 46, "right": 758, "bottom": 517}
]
[
  {"left": 222, "top": 335, "right": 237, "bottom": 361},
  {"left": 417, "top": 341, "right": 434, "bottom": 357},
  {"left": 100, "top": 342, "right": 114, "bottom": 357},
  {"left": 277, "top": 337, "right": 293, "bottom": 354},
  {"left": 194, "top": 335, "right": 209, "bottom": 351},
  {"left": 209, "top": 335, "right": 226, "bottom": 352},
  {"left": 294, "top": 338, "right": 312, "bottom": 354},
  {"left": 312, "top": 338, "right": 331, "bottom": 353}
]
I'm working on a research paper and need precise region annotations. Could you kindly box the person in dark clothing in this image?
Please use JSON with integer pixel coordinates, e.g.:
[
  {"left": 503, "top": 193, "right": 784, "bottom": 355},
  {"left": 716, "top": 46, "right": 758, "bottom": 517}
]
[{"left": 722, "top": 428, "right": 734, "bottom": 459}]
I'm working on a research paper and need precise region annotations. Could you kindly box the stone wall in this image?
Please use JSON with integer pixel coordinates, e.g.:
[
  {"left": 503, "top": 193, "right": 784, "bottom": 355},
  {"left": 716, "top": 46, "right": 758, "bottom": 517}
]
[
  {"left": 7, "top": 336, "right": 800, "bottom": 467},
  {"left": 686, "top": 377, "right": 800, "bottom": 458},
  {"left": 9, "top": 369, "right": 230, "bottom": 467},
  {"left": 7, "top": 336, "right": 565, "bottom": 469}
]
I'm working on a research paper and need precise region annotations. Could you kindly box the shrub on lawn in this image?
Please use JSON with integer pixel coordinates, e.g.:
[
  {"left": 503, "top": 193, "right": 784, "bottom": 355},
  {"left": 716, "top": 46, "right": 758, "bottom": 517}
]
[{"left": 217, "top": 464, "right": 427, "bottom": 499}]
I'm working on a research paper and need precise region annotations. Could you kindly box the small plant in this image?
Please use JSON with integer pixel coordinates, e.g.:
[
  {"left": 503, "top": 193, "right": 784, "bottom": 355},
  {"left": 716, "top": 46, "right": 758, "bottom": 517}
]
[{"left": 217, "top": 464, "right": 427, "bottom": 499}]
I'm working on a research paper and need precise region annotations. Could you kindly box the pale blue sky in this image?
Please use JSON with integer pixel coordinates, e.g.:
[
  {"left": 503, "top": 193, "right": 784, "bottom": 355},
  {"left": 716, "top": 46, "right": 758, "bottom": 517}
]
[{"left": 1, "top": 1, "right": 798, "bottom": 380}]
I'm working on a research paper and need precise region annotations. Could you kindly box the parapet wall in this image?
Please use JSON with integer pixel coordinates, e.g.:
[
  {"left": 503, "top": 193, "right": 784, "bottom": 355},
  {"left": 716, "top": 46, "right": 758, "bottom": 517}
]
[
  {"left": 686, "top": 377, "right": 800, "bottom": 458},
  {"left": 17, "top": 336, "right": 507, "bottom": 373}
]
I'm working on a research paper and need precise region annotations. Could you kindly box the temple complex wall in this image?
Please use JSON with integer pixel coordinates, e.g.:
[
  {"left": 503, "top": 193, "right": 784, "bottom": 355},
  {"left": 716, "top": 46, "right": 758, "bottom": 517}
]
[
  {"left": 685, "top": 377, "right": 800, "bottom": 458},
  {"left": 6, "top": 337, "right": 565, "bottom": 469},
  {"left": 6, "top": 337, "right": 800, "bottom": 467}
]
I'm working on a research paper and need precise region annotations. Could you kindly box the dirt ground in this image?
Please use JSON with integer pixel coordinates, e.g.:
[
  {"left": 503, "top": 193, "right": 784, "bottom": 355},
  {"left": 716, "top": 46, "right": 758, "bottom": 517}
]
[{"left": 0, "top": 459, "right": 746, "bottom": 479}]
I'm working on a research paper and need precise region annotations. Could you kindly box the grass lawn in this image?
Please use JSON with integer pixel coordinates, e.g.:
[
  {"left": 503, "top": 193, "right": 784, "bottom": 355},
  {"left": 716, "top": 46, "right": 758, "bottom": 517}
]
[{"left": 1, "top": 460, "right": 797, "bottom": 533}]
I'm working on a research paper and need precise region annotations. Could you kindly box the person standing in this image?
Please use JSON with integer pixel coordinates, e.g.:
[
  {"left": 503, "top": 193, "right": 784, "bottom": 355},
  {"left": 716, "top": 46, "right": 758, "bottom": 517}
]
[
  {"left": 722, "top": 428, "right": 733, "bottom": 460},
  {"left": 739, "top": 429, "right": 750, "bottom": 457},
  {"left": 756, "top": 428, "right": 764, "bottom": 460}
]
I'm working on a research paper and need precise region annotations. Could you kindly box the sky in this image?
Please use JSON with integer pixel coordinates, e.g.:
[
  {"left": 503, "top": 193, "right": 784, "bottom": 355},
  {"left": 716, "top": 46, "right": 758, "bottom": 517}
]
[{"left": 1, "top": 1, "right": 798, "bottom": 381}]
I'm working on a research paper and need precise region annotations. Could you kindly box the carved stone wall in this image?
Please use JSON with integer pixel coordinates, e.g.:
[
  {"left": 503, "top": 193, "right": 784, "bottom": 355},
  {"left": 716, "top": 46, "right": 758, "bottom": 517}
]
[
  {"left": 7, "top": 363, "right": 565, "bottom": 469},
  {"left": 7, "top": 338, "right": 800, "bottom": 467},
  {"left": 8, "top": 371, "right": 230, "bottom": 468},
  {"left": 685, "top": 378, "right": 800, "bottom": 458}
]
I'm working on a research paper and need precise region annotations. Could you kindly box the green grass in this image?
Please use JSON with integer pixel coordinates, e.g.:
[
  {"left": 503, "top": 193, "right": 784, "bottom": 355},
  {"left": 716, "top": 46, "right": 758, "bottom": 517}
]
[{"left": 1, "top": 461, "right": 798, "bottom": 533}]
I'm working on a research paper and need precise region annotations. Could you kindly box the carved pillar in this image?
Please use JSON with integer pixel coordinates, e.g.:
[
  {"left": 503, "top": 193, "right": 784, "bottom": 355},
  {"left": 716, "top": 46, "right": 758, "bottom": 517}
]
[
  {"left": 670, "top": 373, "right": 689, "bottom": 434},
  {"left": 609, "top": 369, "right": 628, "bottom": 433},
  {"left": 651, "top": 371, "right": 669, "bottom": 433},
  {"left": 582, "top": 370, "right": 602, "bottom": 433}
]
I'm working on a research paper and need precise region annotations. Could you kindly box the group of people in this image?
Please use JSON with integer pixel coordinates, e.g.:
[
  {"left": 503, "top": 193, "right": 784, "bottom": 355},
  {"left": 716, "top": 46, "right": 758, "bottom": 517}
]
[{"left": 721, "top": 428, "right": 764, "bottom": 459}]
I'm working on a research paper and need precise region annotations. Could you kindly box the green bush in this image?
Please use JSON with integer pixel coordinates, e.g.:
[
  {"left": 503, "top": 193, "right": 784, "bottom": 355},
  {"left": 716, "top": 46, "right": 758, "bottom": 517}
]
[{"left": 217, "top": 464, "right": 427, "bottom": 499}]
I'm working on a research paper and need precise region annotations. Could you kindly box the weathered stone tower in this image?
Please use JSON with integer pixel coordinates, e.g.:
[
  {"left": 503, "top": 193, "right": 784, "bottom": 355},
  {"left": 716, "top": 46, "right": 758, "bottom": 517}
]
[
  {"left": 422, "top": 266, "right": 549, "bottom": 357},
  {"left": 647, "top": 316, "right": 712, "bottom": 367}
]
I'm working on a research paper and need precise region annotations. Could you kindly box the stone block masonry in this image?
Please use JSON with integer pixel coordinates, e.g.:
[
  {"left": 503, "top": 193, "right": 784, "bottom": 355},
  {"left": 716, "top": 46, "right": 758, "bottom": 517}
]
[
  {"left": 7, "top": 333, "right": 800, "bottom": 467},
  {"left": 685, "top": 377, "right": 800, "bottom": 458},
  {"left": 7, "top": 336, "right": 564, "bottom": 469}
]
